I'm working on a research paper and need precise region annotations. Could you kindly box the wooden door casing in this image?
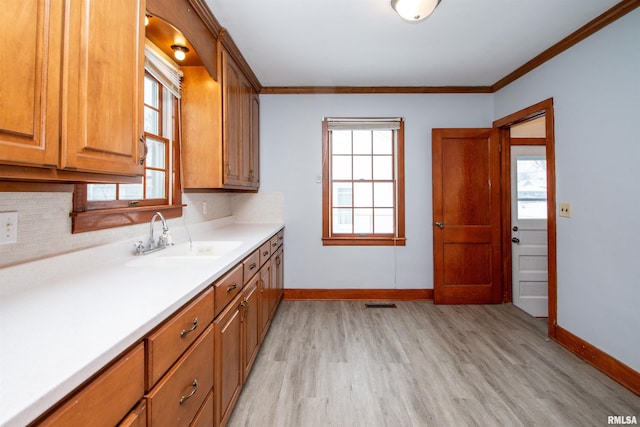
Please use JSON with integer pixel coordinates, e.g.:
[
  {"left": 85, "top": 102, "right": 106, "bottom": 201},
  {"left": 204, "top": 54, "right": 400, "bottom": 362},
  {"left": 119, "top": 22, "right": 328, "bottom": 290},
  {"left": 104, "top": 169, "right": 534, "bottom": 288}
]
[{"left": 432, "top": 128, "right": 502, "bottom": 304}]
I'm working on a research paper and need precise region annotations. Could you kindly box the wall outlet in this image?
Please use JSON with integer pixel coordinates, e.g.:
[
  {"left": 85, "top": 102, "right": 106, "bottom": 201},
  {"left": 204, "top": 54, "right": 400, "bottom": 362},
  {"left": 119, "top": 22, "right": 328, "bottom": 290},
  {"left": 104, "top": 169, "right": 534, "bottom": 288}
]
[
  {"left": 559, "top": 202, "right": 572, "bottom": 218},
  {"left": 1, "top": 211, "right": 18, "bottom": 244}
]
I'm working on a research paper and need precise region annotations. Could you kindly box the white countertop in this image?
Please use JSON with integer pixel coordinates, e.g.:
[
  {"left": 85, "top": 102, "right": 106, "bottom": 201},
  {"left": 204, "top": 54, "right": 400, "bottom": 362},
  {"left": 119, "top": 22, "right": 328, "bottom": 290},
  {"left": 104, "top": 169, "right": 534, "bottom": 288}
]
[{"left": 0, "top": 218, "right": 284, "bottom": 427}]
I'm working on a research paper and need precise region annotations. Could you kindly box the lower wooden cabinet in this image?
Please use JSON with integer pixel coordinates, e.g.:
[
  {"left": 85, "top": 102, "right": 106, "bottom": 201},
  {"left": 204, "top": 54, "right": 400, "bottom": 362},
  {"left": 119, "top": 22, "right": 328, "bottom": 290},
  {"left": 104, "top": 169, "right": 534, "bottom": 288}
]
[
  {"left": 258, "top": 258, "right": 272, "bottom": 343},
  {"left": 37, "top": 344, "right": 144, "bottom": 427},
  {"left": 145, "top": 325, "right": 214, "bottom": 427},
  {"left": 214, "top": 293, "right": 243, "bottom": 427},
  {"left": 118, "top": 401, "right": 147, "bottom": 427},
  {"left": 190, "top": 391, "right": 214, "bottom": 427},
  {"left": 35, "top": 230, "right": 284, "bottom": 427},
  {"left": 242, "top": 274, "right": 260, "bottom": 383}
]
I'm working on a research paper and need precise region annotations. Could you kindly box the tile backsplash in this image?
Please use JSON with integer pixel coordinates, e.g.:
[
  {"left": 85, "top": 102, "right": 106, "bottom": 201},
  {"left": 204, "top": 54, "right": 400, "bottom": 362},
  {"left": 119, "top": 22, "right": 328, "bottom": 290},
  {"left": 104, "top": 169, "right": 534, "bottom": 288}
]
[{"left": 0, "top": 191, "right": 284, "bottom": 268}]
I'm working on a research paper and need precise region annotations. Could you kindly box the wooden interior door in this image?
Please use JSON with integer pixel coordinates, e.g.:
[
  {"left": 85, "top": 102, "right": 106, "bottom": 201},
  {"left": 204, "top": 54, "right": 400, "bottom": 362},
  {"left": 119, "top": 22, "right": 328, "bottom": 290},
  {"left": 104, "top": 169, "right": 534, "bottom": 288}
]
[{"left": 432, "top": 128, "right": 502, "bottom": 304}]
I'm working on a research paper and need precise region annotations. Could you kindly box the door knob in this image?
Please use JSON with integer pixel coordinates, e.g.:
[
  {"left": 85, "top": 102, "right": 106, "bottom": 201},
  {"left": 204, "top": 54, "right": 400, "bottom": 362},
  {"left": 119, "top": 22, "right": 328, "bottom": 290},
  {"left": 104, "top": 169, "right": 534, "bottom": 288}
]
[
  {"left": 435, "top": 222, "right": 444, "bottom": 229},
  {"left": 512, "top": 226, "right": 518, "bottom": 232},
  {"left": 512, "top": 237, "right": 520, "bottom": 243}
]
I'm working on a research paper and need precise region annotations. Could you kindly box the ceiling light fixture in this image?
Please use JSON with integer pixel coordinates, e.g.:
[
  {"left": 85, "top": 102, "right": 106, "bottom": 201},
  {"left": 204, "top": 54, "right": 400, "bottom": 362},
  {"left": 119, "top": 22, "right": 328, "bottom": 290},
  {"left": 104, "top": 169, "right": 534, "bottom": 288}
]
[
  {"left": 171, "top": 44, "right": 189, "bottom": 61},
  {"left": 391, "top": 0, "right": 441, "bottom": 22}
]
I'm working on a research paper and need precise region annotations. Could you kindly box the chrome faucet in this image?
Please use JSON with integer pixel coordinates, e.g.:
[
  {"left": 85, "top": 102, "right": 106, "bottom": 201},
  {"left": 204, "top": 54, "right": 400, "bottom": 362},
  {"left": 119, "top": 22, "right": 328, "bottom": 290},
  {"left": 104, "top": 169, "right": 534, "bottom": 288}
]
[{"left": 134, "top": 211, "right": 173, "bottom": 255}]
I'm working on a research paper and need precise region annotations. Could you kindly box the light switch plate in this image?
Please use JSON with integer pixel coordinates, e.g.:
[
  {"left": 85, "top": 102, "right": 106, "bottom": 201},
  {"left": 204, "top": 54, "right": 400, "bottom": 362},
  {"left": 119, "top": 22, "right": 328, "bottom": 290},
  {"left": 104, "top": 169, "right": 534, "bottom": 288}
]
[
  {"left": 1, "top": 211, "right": 18, "bottom": 244},
  {"left": 559, "top": 202, "right": 572, "bottom": 218}
]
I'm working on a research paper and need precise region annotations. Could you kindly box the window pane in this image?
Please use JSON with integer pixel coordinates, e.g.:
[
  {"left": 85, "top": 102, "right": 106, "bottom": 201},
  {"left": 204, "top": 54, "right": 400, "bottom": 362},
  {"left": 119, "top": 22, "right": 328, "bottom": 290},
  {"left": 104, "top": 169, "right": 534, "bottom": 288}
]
[
  {"left": 146, "top": 137, "right": 165, "bottom": 169},
  {"left": 332, "top": 208, "right": 352, "bottom": 234},
  {"left": 87, "top": 184, "right": 116, "bottom": 201},
  {"left": 372, "top": 131, "right": 392, "bottom": 154},
  {"left": 518, "top": 200, "right": 547, "bottom": 219},
  {"left": 353, "top": 182, "right": 372, "bottom": 207},
  {"left": 353, "top": 156, "right": 372, "bottom": 180},
  {"left": 144, "top": 76, "right": 159, "bottom": 108},
  {"left": 353, "top": 131, "right": 371, "bottom": 154},
  {"left": 373, "top": 182, "right": 394, "bottom": 207},
  {"left": 374, "top": 208, "right": 394, "bottom": 233},
  {"left": 333, "top": 182, "right": 352, "bottom": 207},
  {"left": 517, "top": 157, "right": 547, "bottom": 220},
  {"left": 146, "top": 170, "right": 165, "bottom": 199},
  {"left": 372, "top": 156, "right": 393, "bottom": 180},
  {"left": 120, "top": 183, "right": 143, "bottom": 200},
  {"left": 332, "top": 155, "right": 352, "bottom": 180},
  {"left": 332, "top": 131, "right": 351, "bottom": 154},
  {"left": 144, "top": 107, "right": 159, "bottom": 134},
  {"left": 354, "top": 208, "right": 373, "bottom": 233}
]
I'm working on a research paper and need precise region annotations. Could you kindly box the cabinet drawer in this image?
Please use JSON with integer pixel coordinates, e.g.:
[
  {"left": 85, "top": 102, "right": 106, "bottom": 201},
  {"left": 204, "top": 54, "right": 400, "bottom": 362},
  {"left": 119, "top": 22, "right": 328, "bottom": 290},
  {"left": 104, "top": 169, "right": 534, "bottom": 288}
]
[
  {"left": 39, "top": 343, "right": 144, "bottom": 427},
  {"left": 118, "top": 400, "right": 146, "bottom": 427},
  {"left": 276, "top": 229, "right": 284, "bottom": 248},
  {"left": 269, "top": 235, "right": 279, "bottom": 252},
  {"left": 146, "top": 287, "right": 214, "bottom": 390},
  {"left": 214, "top": 263, "right": 243, "bottom": 317},
  {"left": 258, "top": 240, "right": 271, "bottom": 267},
  {"left": 243, "top": 249, "right": 260, "bottom": 284},
  {"left": 146, "top": 325, "right": 214, "bottom": 427},
  {"left": 190, "top": 390, "right": 214, "bottom": 427}
]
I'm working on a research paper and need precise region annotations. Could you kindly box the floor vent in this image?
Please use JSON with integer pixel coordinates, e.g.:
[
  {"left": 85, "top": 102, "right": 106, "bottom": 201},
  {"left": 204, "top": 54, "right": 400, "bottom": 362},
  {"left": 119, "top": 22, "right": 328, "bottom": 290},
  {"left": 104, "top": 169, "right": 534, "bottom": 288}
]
[{"left": 365, "top": 303, "right": 397, "bottom": 308}]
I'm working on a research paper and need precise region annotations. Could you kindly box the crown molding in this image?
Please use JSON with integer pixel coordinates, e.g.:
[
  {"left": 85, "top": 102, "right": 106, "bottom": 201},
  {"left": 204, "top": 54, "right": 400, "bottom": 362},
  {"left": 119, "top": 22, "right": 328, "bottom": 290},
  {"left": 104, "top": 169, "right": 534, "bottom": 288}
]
[{"left": 259, "top": 0, "right": 640, "bottom": 95}]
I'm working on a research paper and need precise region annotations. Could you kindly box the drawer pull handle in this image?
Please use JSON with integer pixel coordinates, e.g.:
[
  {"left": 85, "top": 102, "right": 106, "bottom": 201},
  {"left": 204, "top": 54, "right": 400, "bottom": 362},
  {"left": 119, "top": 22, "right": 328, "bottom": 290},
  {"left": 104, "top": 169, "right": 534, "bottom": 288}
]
[
  {"left": 227, "top": 283, "right": 238, "bottom": 293},
  {"left": 179, "top": 379, "right": 199, "bottom": 405},
  {"left": 180, "top": 318, "right": 199, "bottom": 338},
  {"left": 249, "top": 262, "right": 257, "bottom": 270},
  {"left": 262, "top": 251, "right": 269, "bottom": 256},
  {"left": 272, "top": 242, "right": 277, "bottom": 247}
]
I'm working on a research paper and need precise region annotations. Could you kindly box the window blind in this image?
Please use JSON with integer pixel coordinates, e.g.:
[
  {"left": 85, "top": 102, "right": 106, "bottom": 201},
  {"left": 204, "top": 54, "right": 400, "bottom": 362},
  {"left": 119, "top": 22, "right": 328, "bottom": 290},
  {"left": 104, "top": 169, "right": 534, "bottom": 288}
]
[
  {"left": 324, "top": 117, "right": 402, "bottom": 130},
  {"left": 144, "top": 40, "right": 183, "bottom": 99}
]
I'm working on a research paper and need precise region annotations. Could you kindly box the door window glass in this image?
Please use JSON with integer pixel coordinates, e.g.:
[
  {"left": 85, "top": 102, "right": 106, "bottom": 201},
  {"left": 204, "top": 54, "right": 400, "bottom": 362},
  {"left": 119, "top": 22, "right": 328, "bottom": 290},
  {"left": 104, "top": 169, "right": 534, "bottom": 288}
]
[{"left": 516, "top": 156, "right": 547, "bottom": 219}]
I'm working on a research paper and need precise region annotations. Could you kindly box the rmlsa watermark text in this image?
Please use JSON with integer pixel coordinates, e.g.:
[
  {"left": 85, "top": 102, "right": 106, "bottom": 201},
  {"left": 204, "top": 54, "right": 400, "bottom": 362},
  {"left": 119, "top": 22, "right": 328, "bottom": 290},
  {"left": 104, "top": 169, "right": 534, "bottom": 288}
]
[{"left": 608, "top": 415, "right": 638, "bottom": 425}]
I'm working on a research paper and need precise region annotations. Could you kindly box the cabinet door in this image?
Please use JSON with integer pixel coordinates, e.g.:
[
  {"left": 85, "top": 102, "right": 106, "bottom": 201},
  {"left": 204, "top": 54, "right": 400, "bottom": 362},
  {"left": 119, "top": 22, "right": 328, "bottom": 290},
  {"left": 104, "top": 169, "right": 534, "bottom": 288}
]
[
  {"left": 60, "top": 0, "right": 144, "bottom": 176},
  {"left": 249, "top": 92, "right": 260, "bottom": 188},
  {"left": 214, "top": 293, "right": 243, "bottom": 427},
  {"left": 239, "top": 79, "right": 253, "bottom": 186},
  {"left": 0, "top": 1, "right": 61, "bottom": 168},
  {"left": 275, "top": 247, "right": 284, "bottom": 308},
  {"left": 222, "top": 49, "right": 243, "bottom": 186},
  {"left": 242, "top": 274, "right": 260, "bottom": 383},
  {"left": 258, "top": 261, "right": 272, "bottom": 342}
]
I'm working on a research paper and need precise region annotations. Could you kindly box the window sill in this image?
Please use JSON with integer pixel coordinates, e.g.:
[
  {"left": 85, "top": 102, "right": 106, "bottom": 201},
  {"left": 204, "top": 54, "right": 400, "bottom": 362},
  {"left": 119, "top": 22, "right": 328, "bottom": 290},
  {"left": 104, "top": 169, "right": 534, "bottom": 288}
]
[
  {"left": 322, "top": 237, "right": 406, "bottom": 246},
  {"left": 71, "top": 205, "right": 184, "bottom": 234}
]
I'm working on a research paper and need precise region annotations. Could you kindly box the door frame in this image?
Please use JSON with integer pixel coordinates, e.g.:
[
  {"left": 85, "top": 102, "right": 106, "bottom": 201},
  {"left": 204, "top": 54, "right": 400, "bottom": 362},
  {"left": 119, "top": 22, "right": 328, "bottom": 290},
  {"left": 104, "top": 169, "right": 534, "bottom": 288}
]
[{"left": 493, "top": 98, "right": 557, "bottom": 338}]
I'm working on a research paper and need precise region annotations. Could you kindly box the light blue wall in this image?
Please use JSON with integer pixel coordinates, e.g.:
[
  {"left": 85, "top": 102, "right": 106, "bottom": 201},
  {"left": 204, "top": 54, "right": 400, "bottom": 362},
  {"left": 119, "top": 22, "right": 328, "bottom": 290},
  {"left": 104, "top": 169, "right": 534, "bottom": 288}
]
[
  {"left": 494, "top": 8, "right": 640, "bottom": 371},
  {"left": 260, "top": 94, "right": 493, "bottom": 290}
]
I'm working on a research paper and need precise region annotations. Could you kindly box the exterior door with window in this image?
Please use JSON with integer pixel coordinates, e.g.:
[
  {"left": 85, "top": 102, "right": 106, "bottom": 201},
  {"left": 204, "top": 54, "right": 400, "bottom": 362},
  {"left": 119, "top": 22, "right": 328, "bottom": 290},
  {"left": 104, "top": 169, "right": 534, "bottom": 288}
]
[
  {"left": 432, "top": 128, "right": 502, "bottom": 304},
  {"left": 511, "top": 145, "right": 548, "bottom": 317}
]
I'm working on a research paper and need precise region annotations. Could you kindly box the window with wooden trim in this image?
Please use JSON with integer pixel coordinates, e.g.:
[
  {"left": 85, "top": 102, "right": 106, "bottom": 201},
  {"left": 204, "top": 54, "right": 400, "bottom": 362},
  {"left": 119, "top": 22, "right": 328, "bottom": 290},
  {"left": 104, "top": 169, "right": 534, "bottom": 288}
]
[
  {"left": 71, "top": 51, "right": 184, "bottom": 233},
  {"left": 322, "top": 118, "right": 406, "bottom": 246}
]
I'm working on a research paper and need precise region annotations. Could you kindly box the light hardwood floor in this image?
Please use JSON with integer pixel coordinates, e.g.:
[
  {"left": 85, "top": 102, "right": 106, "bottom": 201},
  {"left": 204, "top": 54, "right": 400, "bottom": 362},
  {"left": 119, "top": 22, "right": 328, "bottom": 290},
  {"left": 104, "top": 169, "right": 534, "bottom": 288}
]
[{"left": 228, "top": 301, "right": 640, "bottom": 426}]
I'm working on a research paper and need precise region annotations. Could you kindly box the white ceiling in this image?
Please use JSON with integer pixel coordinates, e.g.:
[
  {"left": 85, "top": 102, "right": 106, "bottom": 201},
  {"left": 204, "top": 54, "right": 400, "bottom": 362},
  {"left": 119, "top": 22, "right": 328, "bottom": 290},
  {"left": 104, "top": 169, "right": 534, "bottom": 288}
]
[{"left": 205, "top": 0, "right": 620, "bottom": 87}]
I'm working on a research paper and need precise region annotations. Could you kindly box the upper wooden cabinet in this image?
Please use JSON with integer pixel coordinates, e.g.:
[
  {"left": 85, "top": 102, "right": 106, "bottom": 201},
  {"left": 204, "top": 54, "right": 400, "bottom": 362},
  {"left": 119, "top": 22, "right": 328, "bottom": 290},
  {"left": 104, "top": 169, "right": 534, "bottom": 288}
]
[
  {"left": 60, "top": 0, "right": 145, "bottom": 176},
  {"left": 0, "top": 1, "right": 62, "bottom": 168},
  {"left": 0, "top": 1, "right": 145, "bottom": 181},
  {"left": 182, "top": 42, "right": 260, "bottom": 190}
]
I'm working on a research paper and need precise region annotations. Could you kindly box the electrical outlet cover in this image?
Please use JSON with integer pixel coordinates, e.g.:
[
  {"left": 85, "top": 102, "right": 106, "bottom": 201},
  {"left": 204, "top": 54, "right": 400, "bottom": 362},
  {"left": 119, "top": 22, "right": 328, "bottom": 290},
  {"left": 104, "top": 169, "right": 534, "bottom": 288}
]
[
  {"left": 1, "top": 211, "right": 18, "bottom": 244},
  {"left": 559, "top": 202, "right": 571, "bottom": 218}
]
